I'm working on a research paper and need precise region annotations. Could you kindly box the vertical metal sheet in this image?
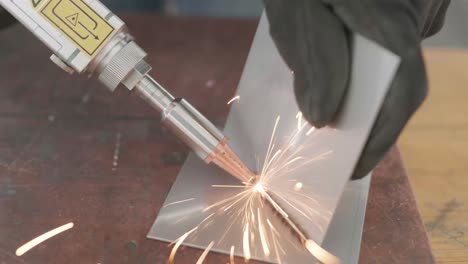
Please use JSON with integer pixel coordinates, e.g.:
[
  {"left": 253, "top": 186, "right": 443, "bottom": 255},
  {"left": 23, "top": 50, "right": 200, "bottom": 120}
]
[
  {"left": 322, "top": 175, "right": 372, "bottom": 263},
  {"left": 148, "top": 14, "right": 399, "bottom": 263}
]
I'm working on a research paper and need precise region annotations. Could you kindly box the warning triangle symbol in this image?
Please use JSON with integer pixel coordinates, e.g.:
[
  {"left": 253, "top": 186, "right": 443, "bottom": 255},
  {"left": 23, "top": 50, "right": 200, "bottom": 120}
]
[
  {"left": 31, "top": 0, "right": 43, "bottom": 8},
  {"left": 66, "top": 13, "right": 79, "bottom": 27}
]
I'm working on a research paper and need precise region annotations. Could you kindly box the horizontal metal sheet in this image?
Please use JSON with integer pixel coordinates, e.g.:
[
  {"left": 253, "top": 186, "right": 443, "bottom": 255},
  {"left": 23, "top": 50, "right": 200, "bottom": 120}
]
[{"left": 148, "top": 14, "right": 399, "bottom": 263}]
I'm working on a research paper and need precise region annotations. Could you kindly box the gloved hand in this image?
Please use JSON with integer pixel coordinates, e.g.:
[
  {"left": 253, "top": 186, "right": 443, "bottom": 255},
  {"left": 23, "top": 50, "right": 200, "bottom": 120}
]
[
  {"left": 264, "top": 0, "right": 450, "bottom": 179},
  {"left": 0, "top": 7, "right": 16, "bottom": 29}
]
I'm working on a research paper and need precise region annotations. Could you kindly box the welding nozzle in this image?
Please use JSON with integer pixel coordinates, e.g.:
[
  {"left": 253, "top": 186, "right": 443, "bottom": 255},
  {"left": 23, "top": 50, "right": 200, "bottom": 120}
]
[
  {"left": 93, "top": 39, "right": 254, "bottom": 182},
  {"left": 135, "top": 75, "right": 255, "bottom": 182}
]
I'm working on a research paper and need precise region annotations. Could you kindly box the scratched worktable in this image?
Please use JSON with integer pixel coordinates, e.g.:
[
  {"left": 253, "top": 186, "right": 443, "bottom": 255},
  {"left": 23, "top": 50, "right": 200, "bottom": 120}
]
[{"left": 0, "top": 15, "right": 434, "bottom": 264}]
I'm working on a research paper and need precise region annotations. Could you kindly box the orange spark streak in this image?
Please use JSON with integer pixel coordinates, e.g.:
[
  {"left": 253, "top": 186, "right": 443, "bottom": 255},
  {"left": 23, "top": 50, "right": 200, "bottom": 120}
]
[
  {"left": 203, "top": 190, "right": 250, "bottom": 212},
  {"left": 200, "top": 213, "right": 216, "bottom": 225},
  {"left": 163, "top": 198, "right": 195, "bottom": 208},
  {"left": 168, "top": 227, "right": 198, "bottom": 263},
  {"left": 266, "top": 219, "right": 278, "bottom": 234},
  {"left": 261, "top": 127, "right": 306, "bottom": 178},
  {"left": 243, "top": 223, "right": 251, "bottom": 261},
  {"left": 257, "top": 208, "right": 270, "bottom": 256},
  {"left": 271, "top": 189, "right": 313, "bottom": 221},
  {"left": 261, "top": 116, "right": 281, "bottom": 176},
  {"left": 296, "top": 112, "right": 303, "bottom": 130},
  {"left": 264, "top": 156, "right": 305, "bottom": 179},
  {"left": 166, "top": 110, "right": 342, "bottom": 263},
  {"left": 16, "top": 222, "right": 74, "bottom": 256},
  {"left": 266, "top": 150, "right": 332, "bottom": 180},
  {"left": 196, "top": 241, "right": 215, "bottom": 264},
  {"left": 306, "top": 127, "right": 316, "bottom": 136},
  {"left": 273, "top": 238, "right": 283, "bottom": 264},
  {"left": 267, "top": 198, "right": 289, "bottom": 220},
  {"left": 227, "top": 95, "right": 240, "bottom": 105},
  {"left": 262, "top": 149, "right": 282, "bottom": 174},
  {"left": 305, "top": 240, "right": 341, "bottom": 264},
  {"left": 230, "top": 246, "right": 235, "bottom": 264},
  {"left": 222, "top": 192, "right": 252, "bottom": 212},
  {"left": 211, "top": 185, "right": 246, "bottom": 188}
]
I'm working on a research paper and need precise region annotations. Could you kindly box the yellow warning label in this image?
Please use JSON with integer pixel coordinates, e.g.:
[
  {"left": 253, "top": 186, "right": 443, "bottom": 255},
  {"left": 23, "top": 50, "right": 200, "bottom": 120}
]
[
  {"left": 40, "top": 0, "right": 114, "bottom": 57},
  {"left": 31, "top": 0, "right": 44, "bottom": 9}
]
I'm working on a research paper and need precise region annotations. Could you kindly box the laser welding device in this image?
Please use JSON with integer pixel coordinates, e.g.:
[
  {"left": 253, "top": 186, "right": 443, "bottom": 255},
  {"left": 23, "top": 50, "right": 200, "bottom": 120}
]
[{"left": 0, "top": 0, "right": 255, "bottom": 181}]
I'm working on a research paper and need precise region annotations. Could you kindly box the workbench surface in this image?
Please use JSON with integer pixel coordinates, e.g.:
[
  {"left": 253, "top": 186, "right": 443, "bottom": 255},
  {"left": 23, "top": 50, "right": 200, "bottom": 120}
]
[{"left": 0, "top": 15, "right": 433, "bottom": 264}]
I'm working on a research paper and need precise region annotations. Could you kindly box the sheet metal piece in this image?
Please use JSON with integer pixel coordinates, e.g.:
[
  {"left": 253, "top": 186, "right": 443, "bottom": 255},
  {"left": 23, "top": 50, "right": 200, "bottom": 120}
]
[
  {"left": 323, "top": 175, "right": 371, "bottom": 263},
  {"left": 148, "top": 14, "right": 400, "bottom": 263}
]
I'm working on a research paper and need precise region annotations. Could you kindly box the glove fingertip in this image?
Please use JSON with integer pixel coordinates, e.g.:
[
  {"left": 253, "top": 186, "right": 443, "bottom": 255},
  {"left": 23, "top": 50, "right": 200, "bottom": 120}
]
[
  {"left": 294, "top": 76, "right": 346, "bottom": 129},
  {"left": 350, "top": 165, "right": 371, "bottom": 180}
]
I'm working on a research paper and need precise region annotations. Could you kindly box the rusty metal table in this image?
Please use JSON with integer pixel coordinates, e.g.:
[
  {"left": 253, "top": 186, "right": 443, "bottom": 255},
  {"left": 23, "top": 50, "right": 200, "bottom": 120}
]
[{"left": 0, "top": 15, "right": 434, "bottom": 264}]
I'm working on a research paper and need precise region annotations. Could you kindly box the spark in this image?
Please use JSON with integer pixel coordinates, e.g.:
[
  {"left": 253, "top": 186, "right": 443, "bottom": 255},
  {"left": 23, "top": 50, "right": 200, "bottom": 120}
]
[
  {"left": 243, "top": 223, "right": 251, "bottom": 261},
  {"left": 211, "top": 185, "right": 246, "bottom": 188},
  {"left": 260, "top": 116, "right": 281, "bottom": 177},
  {"left": 200, "top": 213, "right": 216, "bottom": 226},
  {"left": 196, "top": 241, "right": 215, "bottom": 264},
  {"left": 272, "top": 238, "right": 283, "bottom": 264},
  {"left": 168, "top": 227, "right": 198, "bottom": 262},
  {"left": 296, "top": 112, "right": 303, "bottom": 130},
  {"left": 112, "top": 132, "right": 122, "bottom": 171},
  {"left": 257, "top": 208, "right": 270, "bottom": 256},
  {"left": 166, "top": 112, "right": 340, "bottom": 263},
  {"left": 271, "top": 188, "right": 317, "bottom": 222},
  {"left": 305, "top": 240, "right": 342, "bottom": 264},
  {"left": 306, "top": 127, "right": 316, "bottom": 136},
  {"left": 163, "top": 198, "right": 195, "bottom": 208},
  {"left": 16, "top": 222, "right": 74, "bottom": 256},
  {"left": 266, "top": 219, "right": 276, "bottom": 232},
  {"left": 253, "top": 183, "right": 265, "bottom": 194},
  {"left": 294, "top": 182, "right": 303, "bottom": 191},
  {"left": 227, "top": 95, "right": 240, "bottom": 105},
  {"left": 263, "top": 150, "right": 282, "bottom": 174},
  {"left": 230, "top": 246, "right": 235, "bottom": 264}
]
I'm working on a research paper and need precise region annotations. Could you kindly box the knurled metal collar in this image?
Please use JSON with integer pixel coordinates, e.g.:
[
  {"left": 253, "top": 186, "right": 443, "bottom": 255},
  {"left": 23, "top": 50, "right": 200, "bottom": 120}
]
[{"left": 98, "top": 41, "right": 147, "bottom": 92}]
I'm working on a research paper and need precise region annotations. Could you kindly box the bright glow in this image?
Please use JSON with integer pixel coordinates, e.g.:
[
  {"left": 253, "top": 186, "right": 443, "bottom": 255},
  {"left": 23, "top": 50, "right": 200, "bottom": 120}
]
[
  {"left": 253, "top": 183, "right": 265, "bottom": 193},
  {"left": 296, "top": 112, "right": 303, "bottom": 130},
  {"left": 306, "top": 127, "right": 316, "bottom": 136},
  {"left": 227, "top": 95, "right": 240, "bottom": 105},
  {"left": 16, "top": 222, "right": 74, "bottom": 256},
  {"left": 257, "top": 208, "right": 270, "bottom": 256},
  {"left": 230, "top": 246, "right": 235, "bottom": 264},
  {"left": 243, "top": 224, "right": 251, "bottom": 261},
  {"left": 196, "top": 241, "right": 215, "bottom": 264},
  {"left": 165, "top": 112, "right": 339, "bottom": 263},
  {"left": 294, "top": 182, "right": 303, "bottom": 191},
  {"left": 305, "top": 239, "right": 341, "bottom": 264}
]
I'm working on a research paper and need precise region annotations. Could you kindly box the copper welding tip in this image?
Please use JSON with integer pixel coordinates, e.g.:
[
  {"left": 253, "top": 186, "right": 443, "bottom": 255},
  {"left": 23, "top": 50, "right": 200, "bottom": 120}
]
[{"left": 209, "top": 142, "right": 256, "bottom": 182}]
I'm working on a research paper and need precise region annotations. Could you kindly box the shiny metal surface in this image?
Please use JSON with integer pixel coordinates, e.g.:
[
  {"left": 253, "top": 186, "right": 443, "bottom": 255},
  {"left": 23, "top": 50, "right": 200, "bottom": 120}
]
[
  {"left": 134, "top": 75, "right": 254, "bottom": 181},
  {"left": 149, "top": 14, "right": 400, "bottom": 263},
  {"left": 135, "top": 75, "right": 175, "bottom": 110},
  {"left": 98, "top": 41, "right": 148, "bottom": 91},
  {"left": 322, "top": 176, "right": 371, "bottom": 264},
  {"left": 162, "top": 99, "right": 223, "bottom": 160}
]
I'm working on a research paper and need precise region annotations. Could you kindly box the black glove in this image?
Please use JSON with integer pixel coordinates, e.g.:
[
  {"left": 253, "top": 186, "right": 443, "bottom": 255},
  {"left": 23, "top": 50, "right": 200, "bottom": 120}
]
[
  {"left": 0, "top": 7, "right": 16, "bottom": 29},
  {"left": 264, "top": 0, "right": 450, "bottom": 179}
]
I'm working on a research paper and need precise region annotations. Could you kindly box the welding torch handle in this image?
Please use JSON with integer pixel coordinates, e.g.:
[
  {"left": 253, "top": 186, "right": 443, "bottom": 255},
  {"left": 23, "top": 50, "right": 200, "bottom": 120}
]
[{"left": 0, "top": 0, "right": 223, "bottom": 159}]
